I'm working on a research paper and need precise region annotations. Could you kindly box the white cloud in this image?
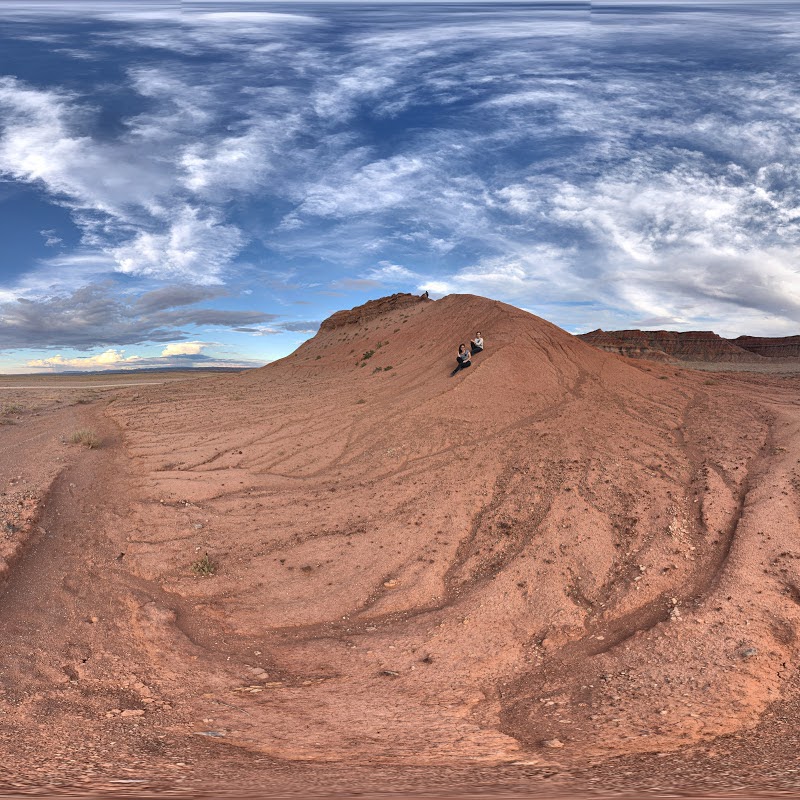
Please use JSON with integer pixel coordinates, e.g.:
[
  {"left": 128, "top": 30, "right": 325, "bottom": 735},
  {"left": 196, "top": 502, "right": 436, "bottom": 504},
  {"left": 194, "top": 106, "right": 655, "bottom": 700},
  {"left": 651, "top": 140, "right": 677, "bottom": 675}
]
[
  {"left": 0, "top": 76, "right": 247, "bottom": 285},
  {"left": 0, "top": 76, "right": 172, "bottom": 215},
  {"left": 27, "top": 349, "right": 140, "bottom": 369},
  {"left": 366, "top": 261, "right": 419, "bottom": 282},
  {"left": 40, "top": 229, "right": 62, "bottom": 247},
  {"left": 111, "top": 208, "right": 243, "bottom": 283},
  {"left": 417, "top": 280, "right": 452, "bottom": 298},
  {"left": 292, "top": 154, "right": 428, "bottom": 219},
  {"left": 3, "top": 252, "right": 118, "bottom": 302},
  {"left": 160, "top": 341, "right": 208, "bottom": 357}
]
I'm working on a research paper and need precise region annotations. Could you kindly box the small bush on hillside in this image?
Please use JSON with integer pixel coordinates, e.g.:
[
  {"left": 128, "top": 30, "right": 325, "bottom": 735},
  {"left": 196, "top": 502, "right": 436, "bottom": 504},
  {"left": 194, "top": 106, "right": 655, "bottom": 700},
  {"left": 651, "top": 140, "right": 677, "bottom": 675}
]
[
  {"left": 356, "top": 399, "right": 366, "bottom": 404},
  {"left": 362, "top": 349, "right": 375, "bottom": 360},
  {"left": 384, "top": 366, "right": 393, "bottom": 371},
  {"left": 191, "top": 552, "right": 217, "bottom": 577},
  {"left": 70, "top": 429, "right": 101, "bottom": 448},
  {"left": 2, "top": 403, "right": 23, "bottom": 415}
]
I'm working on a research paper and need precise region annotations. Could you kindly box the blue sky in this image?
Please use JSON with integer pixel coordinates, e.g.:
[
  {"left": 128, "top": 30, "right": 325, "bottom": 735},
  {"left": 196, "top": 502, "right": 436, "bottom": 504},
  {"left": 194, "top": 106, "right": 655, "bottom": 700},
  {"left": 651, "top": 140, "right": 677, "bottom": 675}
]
[{"left": 1, "top": 1, "right": 800, "bottom": 372}]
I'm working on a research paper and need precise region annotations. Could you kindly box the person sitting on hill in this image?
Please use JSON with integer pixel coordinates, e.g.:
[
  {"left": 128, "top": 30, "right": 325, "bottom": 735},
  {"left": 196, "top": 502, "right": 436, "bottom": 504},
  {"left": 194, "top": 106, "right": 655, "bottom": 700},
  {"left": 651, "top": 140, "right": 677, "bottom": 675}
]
[
  {"left": 471, "top": 332, "right": 484, "bottom": 354},
  {"left": 455, "top": 343, "right": 471, "bottom": 371}
]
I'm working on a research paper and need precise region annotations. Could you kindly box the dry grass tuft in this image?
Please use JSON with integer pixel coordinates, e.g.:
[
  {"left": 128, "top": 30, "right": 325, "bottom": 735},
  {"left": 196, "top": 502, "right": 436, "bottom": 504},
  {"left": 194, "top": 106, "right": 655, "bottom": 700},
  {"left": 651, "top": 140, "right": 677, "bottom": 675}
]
[{"left": 70, "top": 429, "right": 101, "bottom": 449}]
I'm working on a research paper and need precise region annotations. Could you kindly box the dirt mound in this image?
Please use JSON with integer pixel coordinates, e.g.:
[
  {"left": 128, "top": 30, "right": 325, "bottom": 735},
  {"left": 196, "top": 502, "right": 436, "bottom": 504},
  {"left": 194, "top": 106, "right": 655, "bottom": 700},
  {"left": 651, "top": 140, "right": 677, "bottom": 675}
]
[
  {"left": 4, "top": 293, "right": 800, "bottom": 793},
  {"left": 579, "top": 329, "right": 762, "bottom": 362},
  {"left": 94, "top": 294, "right": 800, "bottom": 766}
]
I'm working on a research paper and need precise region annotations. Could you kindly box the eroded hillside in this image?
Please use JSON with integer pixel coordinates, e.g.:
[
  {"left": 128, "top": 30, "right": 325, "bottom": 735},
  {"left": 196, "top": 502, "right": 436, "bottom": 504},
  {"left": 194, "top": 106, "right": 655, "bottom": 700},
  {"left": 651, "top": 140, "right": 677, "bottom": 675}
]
[{"left": 96, "top": 294, "right": 800, "bottom": 763}]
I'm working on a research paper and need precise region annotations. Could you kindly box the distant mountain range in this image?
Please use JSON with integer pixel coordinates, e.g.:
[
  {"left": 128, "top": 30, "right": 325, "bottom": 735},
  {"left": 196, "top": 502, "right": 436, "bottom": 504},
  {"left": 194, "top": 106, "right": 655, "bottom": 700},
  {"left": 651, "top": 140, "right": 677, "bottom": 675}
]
[{"left": 17, "top": 366, "right": 254, "bottom": 377}]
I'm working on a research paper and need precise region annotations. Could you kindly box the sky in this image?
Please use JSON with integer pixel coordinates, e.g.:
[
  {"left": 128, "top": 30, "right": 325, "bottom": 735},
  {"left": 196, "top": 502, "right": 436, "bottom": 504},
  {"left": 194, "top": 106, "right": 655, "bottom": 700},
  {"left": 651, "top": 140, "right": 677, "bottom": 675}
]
[{"left": 2, "top": 1, "right": 800, "bottom": 372}]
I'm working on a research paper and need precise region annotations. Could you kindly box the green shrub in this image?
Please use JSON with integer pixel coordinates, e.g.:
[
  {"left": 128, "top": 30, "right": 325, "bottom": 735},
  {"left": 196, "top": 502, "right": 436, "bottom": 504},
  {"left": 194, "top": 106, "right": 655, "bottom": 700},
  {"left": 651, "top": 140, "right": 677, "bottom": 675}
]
[
  {"left": 191, "top": 552, "right": 217, "bottom": 577},
  {"left": 362, "top": 349, "right": 375, "bottom": 360}
]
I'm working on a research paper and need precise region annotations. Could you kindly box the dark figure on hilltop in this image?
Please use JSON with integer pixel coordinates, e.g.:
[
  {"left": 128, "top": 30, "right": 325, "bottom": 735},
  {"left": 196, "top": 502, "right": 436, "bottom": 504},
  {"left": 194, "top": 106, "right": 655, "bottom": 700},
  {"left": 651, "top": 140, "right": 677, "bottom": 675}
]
[{"left": 471, "top": 332, "right": 484, "bottom": 355}]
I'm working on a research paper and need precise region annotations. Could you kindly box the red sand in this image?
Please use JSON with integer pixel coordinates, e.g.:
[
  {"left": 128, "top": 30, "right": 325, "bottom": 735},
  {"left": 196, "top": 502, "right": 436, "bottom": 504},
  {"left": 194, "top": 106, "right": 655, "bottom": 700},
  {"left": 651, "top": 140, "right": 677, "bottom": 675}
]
[{"left": 1, "top": 294, "right": 799, "bottom": 796}]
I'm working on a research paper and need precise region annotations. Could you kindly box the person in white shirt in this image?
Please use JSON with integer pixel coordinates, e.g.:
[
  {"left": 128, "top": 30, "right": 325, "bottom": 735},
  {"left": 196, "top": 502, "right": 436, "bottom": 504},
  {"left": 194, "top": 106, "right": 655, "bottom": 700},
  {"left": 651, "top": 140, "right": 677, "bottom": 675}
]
[{"left": 471, "top": 332, "right": 484, "bottom": 354}]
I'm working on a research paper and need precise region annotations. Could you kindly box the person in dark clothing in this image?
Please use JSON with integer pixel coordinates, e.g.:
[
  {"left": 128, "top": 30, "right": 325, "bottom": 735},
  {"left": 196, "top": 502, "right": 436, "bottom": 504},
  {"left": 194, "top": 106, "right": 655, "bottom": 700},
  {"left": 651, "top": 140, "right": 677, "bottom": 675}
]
[
  {"left": 470, "top": 332, "right": 484, "bottom": 354},
  {"left": 455, "top": 343, "right": 471, "bottom": 370}
]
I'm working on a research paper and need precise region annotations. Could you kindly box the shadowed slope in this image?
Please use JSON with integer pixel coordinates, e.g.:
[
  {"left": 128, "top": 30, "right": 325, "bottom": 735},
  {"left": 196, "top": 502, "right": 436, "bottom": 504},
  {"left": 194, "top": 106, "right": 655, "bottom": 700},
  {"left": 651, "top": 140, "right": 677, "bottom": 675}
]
[{"left": 103, "top": 294, "right": 800, "bottom": 764}]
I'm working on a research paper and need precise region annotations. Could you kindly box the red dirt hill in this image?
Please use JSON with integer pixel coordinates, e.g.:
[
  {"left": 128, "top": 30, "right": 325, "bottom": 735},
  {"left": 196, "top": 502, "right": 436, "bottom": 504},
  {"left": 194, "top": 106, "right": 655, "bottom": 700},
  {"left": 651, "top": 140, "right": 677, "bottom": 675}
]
[{"left": 97, "top": 294, "right": 800, "bottom": 766}]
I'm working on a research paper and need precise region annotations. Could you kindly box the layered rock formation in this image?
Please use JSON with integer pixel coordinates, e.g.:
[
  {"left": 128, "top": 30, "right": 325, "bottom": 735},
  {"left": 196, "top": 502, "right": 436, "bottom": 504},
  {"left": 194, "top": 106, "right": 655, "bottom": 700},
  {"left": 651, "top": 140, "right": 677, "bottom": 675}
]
[
  {"left": 733, "top": 334, "right": 800, "bottom": 358},
  {"left": 579, "top": 329, "right": 765, "bottom": 362},
  {"left": 319, "top": 292, "right": 430, "bottom": 332}
]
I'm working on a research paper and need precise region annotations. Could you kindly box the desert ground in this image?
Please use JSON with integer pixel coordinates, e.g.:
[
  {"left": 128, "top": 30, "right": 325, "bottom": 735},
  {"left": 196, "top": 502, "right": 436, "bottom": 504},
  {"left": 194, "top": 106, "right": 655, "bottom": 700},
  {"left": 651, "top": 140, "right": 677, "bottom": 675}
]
[{"left": 1, "top": 294, "right": 800, "bottom": 798}]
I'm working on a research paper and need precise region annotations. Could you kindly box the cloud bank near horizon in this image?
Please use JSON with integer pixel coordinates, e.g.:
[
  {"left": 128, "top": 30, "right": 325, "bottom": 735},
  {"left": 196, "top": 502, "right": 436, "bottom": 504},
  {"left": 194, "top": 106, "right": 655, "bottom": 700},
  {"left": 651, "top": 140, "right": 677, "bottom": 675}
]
[{"left": 2, "top": 1, "right": 800, "bottom": 370}]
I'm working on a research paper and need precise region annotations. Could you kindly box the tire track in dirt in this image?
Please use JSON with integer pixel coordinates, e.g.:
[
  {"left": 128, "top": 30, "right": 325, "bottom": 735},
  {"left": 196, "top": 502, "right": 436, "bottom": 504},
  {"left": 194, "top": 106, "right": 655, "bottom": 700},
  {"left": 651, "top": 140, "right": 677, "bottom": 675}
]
[
  {"left": 496, "top": 397, "right": 778, "bottom": 750},
  {"left": 0, "top": 405, "right": 245, "bottom": 691}
]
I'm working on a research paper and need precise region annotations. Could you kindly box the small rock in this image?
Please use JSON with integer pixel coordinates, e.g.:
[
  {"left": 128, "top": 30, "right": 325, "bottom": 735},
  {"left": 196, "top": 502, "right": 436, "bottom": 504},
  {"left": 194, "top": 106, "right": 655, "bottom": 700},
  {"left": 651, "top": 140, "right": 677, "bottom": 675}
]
[
  {"left": 383, "top": 579, "right": 398, "bottom": 588},
  {"left": 740, "top": 646, "right": 758, "bottom": 659},
  {"left": 120, "top": 709, "right": 145, "bottom": 718},
  {"left": 543, "top": 739, "right": 564, "bottom": 749}
]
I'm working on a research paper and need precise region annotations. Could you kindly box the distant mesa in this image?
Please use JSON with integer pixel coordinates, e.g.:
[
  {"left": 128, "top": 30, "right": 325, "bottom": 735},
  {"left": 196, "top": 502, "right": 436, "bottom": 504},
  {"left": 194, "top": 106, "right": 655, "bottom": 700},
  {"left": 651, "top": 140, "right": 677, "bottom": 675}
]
[
  {"left": 732, "top": 334, "right": 800, "bottom": 359},
  {"left": 579, "top": 328, "right": 800, "bottom": 362}
]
